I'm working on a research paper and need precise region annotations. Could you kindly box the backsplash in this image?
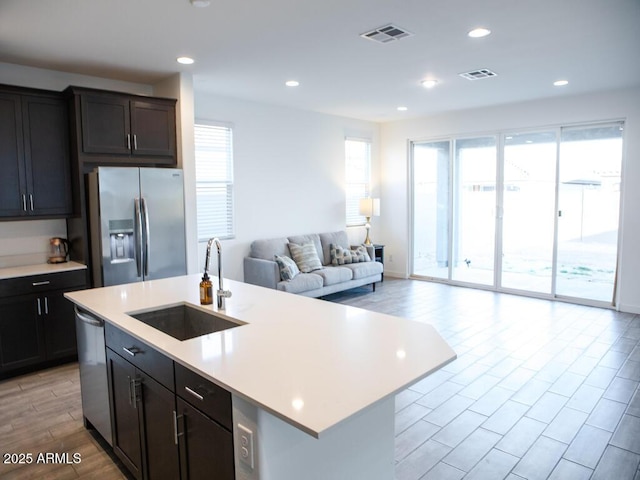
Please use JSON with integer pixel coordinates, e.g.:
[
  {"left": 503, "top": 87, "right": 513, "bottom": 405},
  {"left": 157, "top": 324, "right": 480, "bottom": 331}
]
[{"left": 0, "top": 219, "right": 67, "bottom": 268}]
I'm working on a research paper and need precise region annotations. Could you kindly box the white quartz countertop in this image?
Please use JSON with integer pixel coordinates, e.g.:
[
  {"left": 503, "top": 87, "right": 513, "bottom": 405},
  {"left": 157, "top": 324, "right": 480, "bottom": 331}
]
[
  {"left": 65, "top": 274, "right": 456, "bottom": 438},
  {"left": 0, "top": 261, "right": 87, "bottom": 280}
]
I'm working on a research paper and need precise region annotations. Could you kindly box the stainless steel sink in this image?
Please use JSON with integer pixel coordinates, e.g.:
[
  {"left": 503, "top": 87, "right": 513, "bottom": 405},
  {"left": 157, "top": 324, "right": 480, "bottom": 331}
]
[{"left": 130, "top": 304, "right": 241, "bottom": 341}]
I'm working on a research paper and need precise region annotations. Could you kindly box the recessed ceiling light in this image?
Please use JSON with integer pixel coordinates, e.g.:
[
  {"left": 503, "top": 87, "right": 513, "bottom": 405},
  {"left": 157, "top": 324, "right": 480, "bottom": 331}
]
[
  {"left": 397, "top": 106, "right": 408, "bottom": 111},
  {"left": 468, "top": 27, "right": 491, "bottom": 38},
  {"left": 421, "top": 79, "right": 438, "bottom": 89},
  {"left": 285, "top": 80, "right": 300, "bottom": 87},
  {"left": 190, "top": 0, "right": 210, "bottom": 7},
  {"left": 553, "top": 80, "right": 569, "bottom": 86},
  {"left": 177, "top": 56, "right": 194, "bottom": 65}
]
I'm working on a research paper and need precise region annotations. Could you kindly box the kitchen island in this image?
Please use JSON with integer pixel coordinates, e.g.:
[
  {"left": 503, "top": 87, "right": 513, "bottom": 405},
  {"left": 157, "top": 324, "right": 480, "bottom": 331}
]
[{"left": 65, "top": 274, "right": 455, "bottom": 480}]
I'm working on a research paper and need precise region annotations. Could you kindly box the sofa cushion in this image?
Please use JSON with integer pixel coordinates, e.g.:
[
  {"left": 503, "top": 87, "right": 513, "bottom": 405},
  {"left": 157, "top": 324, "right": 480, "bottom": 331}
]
[
  {"left": 277, "top": 273, "right": 323, "bottom": 294},
  {"left": 344, "top": 261, "right": 383, "bottom": 279},
  {"left": 288, "top": 242, "right": 323, "bottom": 273},
  {"left": 319, "top": 231, "right": 349, "bottom": 265},
  {"left": 314, "top": 267, "right": 353, "bottom": 286},
  {"left": 274, "top": 255, "right": 299, "bottom": 281},
  {"left": 250, "top": 237, "right": 290, "bottom": 260},
  {"left": 330, "top": 244, "right": 371, "bottom": 265}
]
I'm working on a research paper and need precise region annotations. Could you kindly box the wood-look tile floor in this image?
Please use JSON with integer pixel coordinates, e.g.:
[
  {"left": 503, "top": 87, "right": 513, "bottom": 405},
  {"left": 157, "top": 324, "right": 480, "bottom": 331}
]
[
  {"left": 1, "top": 278, "right": 639, "bottom": 479},
  {"left": 327, "top": 279, "right": 640, "bottom": 480},
  {"left": 0, "top": 362, "right": 127, "bottom": 479}
]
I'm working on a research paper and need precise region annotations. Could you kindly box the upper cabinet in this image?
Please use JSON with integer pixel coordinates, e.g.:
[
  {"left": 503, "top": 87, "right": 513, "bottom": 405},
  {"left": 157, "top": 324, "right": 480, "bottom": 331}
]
[
  {"left": 67, "top": 87, "right": 177, "bottom": 166},
  {"left": 0, "top": 86, "right": 72, "bottom": 219}
]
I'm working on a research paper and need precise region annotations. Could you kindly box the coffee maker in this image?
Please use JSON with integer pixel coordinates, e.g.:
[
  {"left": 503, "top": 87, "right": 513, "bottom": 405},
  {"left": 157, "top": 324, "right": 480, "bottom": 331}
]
[{"left": 48, "top": 237, "right": 70, "bottom": 264}]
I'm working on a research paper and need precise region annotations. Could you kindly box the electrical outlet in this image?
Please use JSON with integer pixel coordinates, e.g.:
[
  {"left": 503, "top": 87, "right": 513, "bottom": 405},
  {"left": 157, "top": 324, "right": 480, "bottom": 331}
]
[
  {"left": 389, "top": 254, "right": 393, "bottom": 262},
  {"left": 237, "top": 423, "right": 254, "bottom": 469}
]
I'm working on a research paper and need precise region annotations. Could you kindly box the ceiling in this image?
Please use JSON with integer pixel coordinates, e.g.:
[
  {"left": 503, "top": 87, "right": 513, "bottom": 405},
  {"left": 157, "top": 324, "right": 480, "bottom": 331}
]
[{"left": 1, "top": 0, "right": 639, "bottom": 122}]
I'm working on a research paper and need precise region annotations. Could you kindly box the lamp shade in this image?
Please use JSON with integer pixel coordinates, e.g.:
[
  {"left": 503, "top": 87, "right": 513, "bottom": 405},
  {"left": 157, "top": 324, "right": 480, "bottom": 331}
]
[{"left": 359, "top": 198, "right": 380, "bottom": 217}]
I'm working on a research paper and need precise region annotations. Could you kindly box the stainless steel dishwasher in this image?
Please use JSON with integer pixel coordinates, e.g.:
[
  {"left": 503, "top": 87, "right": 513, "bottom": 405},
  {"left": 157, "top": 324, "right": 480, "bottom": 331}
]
[{"left": 75, "top": 306, "right": 113, "bottom": 446}]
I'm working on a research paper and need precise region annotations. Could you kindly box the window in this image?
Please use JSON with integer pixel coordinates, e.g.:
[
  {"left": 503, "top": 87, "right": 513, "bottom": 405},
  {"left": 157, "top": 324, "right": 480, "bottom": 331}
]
[
  {"left": 345, "top": 138, "right": 371, "bottom": 226},
  {"left": 194, "top": 122, "right": 234, "bottom": 241}
]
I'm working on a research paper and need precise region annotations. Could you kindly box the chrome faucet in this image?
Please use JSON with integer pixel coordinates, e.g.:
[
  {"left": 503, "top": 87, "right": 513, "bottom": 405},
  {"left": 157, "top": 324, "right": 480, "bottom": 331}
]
[{"left": 204, "top": 237, "right": 232, "bottom": 309}]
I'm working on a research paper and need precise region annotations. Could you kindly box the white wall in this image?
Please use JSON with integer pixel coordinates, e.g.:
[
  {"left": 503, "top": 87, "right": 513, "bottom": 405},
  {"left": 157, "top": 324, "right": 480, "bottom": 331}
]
[
  {"left": 380, "top": 87, "right": 640, "bottom": 313},
  {"left": 193, "top": 93, "right": 380, "bottom": 280}
]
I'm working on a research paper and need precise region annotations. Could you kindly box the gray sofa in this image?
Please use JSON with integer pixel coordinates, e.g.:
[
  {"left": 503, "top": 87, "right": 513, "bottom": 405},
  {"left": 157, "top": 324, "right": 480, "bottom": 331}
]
[{"left": 243, "top": 231, "right": 383, "bottom": 297}]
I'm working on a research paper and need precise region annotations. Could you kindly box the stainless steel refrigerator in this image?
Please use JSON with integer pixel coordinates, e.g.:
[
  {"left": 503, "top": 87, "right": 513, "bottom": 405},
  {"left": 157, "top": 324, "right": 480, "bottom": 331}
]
[{"left": 87, "top": 167, "right": 187, "bottom": 287}]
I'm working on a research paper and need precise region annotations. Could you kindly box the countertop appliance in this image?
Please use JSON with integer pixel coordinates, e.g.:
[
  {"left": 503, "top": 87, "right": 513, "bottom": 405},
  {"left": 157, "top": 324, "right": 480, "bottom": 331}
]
[
  {"left": 75, "top": 306, "right": 112, "bottom": 446},
  {"left": 47, "top": 237, "right": 69, "bottom": 264},
  {"left": 87, "top": 167, "right": 187, "bottom": 287}
]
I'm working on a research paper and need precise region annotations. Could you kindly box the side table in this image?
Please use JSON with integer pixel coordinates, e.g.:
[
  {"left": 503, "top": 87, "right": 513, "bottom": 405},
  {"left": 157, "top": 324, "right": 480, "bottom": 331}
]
[{"left": 373, "top": 244, "right": 384, "bottom": 282}]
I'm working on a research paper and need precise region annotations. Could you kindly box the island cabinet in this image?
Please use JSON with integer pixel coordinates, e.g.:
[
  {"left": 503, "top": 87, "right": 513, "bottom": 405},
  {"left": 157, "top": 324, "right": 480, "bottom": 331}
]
[
  {"left": 0, "top": 86, "right": 72, "bottom": 219},
  {"left": 105, "top": 323, "right": 235, "bottom": 480},
  {"left": 175, "top": 364, "right": 235, "bottom": 480},
  {"left": 66, "top": 87, "right": 177, "bottom": 166},
  {"left": 0, "top": 269, "right": 86, "bottom": 378}
]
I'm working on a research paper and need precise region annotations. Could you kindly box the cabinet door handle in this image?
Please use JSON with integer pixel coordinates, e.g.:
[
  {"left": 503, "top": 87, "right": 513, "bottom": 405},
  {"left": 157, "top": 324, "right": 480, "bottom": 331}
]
[
  {"left": 122, "top": 346, "right": 140, "bottom": 357},
  {"left": 129, "top": 377, "right": 139, "bottom": 409},
  {"left": 21, "top": 194, "right": 27, "bottom": 211},
  {"left": 133, "top": 134, "right": 138, "bottom": 150},
  {"left": 32, "top": 281, "right": 50, "bottom": 286},
  {"left": 37, "top": 298, "right": 42, "bottom": 316},
  {"left": 127, "top": 134, "right": 131, "bottom": 150},
  {"left": 44, "top": 297, "right": 49, "bottom": 315},
  {"left": 184, "top": 386, "right": 204, "bottom": 401},
  {"left": 29, "top": 194, "right": 34, "bottom": 211},
  {"left": 173, "top": 411, "right": 184, "bottom": 445}
]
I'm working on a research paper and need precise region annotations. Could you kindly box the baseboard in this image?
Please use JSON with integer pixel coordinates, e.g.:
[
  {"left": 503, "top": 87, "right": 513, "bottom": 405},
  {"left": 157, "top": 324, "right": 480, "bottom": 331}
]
[
  {"left": 618, "top": 303, "right": 640, "bottom": 314},
  {"left": 381, "top": 270, "right": 408, "bottom": 279}
]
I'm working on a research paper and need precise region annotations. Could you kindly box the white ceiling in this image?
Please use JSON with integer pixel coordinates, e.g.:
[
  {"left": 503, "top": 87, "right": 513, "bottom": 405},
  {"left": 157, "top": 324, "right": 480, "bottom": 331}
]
[{"left": 1, "top": 0, "right": 639, "bottom": 122}]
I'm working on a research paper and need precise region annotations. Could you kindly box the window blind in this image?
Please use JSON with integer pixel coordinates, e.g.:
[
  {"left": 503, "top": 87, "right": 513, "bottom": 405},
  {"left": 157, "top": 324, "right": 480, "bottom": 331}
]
[
  {"left": 345, "top": 138, "right": 371, "bottom": 226},
  {"left": 195, "top": 123, "right": 234, "bottom": 240}
]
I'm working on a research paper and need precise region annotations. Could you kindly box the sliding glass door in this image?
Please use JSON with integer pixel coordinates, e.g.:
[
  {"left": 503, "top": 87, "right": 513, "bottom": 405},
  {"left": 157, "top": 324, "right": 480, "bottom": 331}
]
[
  {"left": 412, "top": 136, "right": 496, "bottom": 285},
  {"left": 411, "top": 122, "right": 624, "bottom": 306},
  {"left": 556, "top": 124, "right": 623, "bottom": 302},
  {"left": 501, "top": 132, "right": 557, "bottom": 294},
  {"left": 451, "top": 137, "right": 496, "bottom": 286},
  {"left": 412, "top": 141, "right": 450, "bottom": 279}
]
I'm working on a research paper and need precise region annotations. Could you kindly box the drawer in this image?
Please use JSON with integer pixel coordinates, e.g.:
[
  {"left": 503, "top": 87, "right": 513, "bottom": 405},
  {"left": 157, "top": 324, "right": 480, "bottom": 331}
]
[
  {"left": 175, "top": 362, "right": 232, "bottom": 431},
  {"left": 0, "top": 270, "right": 87, "bottom": 297},
  {"left": 105, "top": 322, "right": 174, "bottom": 390}
]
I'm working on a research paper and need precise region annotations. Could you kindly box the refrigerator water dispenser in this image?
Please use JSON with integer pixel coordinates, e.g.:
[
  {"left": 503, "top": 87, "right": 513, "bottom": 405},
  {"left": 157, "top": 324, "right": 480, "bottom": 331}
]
[{"left": 108, "top": 219, "right": 134, "bottom": 263}]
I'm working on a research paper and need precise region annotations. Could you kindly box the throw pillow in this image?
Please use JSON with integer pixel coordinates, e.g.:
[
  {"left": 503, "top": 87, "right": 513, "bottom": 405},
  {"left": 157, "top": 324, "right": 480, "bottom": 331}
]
[
  {"left": 288, "top": 242, "right": 323, "bottom": 273},
  {"left": 330, "top": 244, "right": 371, "bottom": 265},
  {"left": 274, "top": 255, "right": 300, "bottom": 281},
  {"left": 352, "top": 245, "right": 372, "bottom": 263}
]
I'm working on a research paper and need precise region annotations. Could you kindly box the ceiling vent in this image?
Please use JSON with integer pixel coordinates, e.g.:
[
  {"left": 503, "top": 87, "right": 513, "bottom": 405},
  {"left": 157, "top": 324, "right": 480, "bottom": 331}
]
[
  {"left": 459, "top": 69, "right": 498, "bottom": 80},
  {"left": 360, "top": 24, "right": 413, "bottom": 44}
]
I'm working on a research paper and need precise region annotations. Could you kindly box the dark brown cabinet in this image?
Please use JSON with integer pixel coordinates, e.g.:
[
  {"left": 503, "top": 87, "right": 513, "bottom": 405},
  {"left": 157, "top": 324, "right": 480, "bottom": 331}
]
[
  {"left": 105, "top": 323, "right": 235, "bottom": 480},
  {"left": 43, "top": 289, "right": 80, "bottom": 359},
  {"left": 0, "top": 87, "right": 72, "bottom": 219},
  {"left": 69, "top": 88, "right": 177, "bottom": 165},
  {"left": 0, "top": 269, "right": 86, "bottom": 378},
  {"left": 107, "top": 349, "right": 180, "bottom": 480},
  {"left": 177, "top": 398, "right": 235, "bottom": 480},
  {"left": 107, "top": 348, "right": 143, "bottom": 479},
  {"left": 0, "top": 294, "right": 46, "bottom": 371}
]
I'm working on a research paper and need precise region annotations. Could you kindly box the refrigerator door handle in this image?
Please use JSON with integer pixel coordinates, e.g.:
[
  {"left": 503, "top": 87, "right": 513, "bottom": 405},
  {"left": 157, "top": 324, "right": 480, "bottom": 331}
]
[
  {"left": 141, "top": 197, "right": 150, "bottom": 277},
  {"left": 134, "top": 197, "right": 143, "bottom": 278}
]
